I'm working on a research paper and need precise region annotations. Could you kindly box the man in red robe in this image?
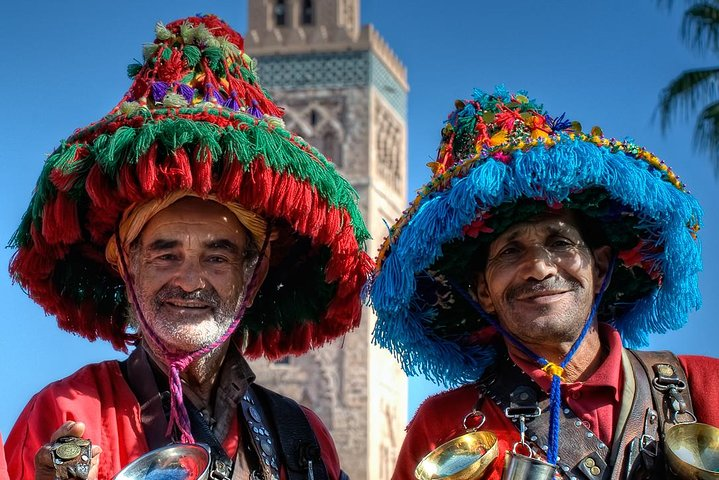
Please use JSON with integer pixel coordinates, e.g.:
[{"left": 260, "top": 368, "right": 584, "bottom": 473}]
[
  {"left": 7, "top": 15, "right": 371, "bottom": 480},
  {"left": 371, "top": 87, "right": 719, "bottom": 479}
]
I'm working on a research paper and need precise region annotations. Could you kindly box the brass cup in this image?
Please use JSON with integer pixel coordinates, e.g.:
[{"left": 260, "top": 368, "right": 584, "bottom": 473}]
[
  {"left": 415, "top": 431, "right": 499, "bottom": 480},
  {"left": 665, "top": 423, "right": 719, "bottom": 479}
]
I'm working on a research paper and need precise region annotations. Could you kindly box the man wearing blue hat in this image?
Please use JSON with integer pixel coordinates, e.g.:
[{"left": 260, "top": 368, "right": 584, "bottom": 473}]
[{"left": 371, "top": 87, "right": 719, "bottom": 479}]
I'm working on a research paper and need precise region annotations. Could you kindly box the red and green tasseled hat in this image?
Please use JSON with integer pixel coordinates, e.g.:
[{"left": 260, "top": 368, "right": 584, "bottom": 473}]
[{"left": 9, "top": 14, "right": 373, "bottom": 358}]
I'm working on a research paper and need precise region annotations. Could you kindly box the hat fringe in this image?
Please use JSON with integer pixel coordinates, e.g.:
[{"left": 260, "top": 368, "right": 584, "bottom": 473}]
[{"left": 372, "top": 138, "right": 702, "bottom": 386}]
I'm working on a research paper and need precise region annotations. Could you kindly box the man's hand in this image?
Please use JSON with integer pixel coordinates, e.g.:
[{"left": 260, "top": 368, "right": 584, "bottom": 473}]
[{"left": 34, "top": 421, "right": 102, "bottom": 480}]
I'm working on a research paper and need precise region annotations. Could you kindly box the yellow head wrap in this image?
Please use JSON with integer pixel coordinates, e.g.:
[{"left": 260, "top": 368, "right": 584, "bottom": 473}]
[{"left": 106, "top": 191, "right": 268, "bottom": 274}]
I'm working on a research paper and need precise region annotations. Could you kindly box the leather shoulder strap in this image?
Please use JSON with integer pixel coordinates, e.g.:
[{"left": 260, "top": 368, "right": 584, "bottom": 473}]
[
  {"left": 629, "top": 350, "right": 695, "bottom": 432},
  {"left": 251, "top": 383, "right": 330, "bottom": 480}
]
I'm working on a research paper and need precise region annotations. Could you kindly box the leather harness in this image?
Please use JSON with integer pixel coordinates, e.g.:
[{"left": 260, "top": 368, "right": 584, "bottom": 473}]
[{"left": 481, "top": 348, "right": 694, "bottom": 479}]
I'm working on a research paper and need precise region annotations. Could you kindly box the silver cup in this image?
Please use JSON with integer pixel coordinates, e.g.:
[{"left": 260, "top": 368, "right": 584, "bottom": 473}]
[
  {"left": 502, "top": 451, "right": 556, "bottom": 480},
  {"left": 113, "top": 443, "right": 211, "bottom": 480}
]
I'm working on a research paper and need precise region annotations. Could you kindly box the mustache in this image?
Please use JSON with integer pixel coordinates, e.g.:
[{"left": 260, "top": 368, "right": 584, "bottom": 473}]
[
  {"left": 153, "top": 286, "right": 222, "bottom": 308},
  {"left": 506, "top": 278, "right": 581, "bottom": 300}
]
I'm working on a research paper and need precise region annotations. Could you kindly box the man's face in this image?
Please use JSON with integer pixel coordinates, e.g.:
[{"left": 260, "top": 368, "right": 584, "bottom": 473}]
[
  {"left": 476, "top": 211, "right": 611, "bottom": 347},
  {"left": 128, "top": 197, "right": 255, "bottom": 355}
]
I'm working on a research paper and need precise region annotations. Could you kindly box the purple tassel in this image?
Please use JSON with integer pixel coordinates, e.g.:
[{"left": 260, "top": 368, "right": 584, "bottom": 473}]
[
  {"left": 178, "top": 84, "right": 195, "bottom": 103},
  {"left": 152, "top": 81, "right": 170, "bottom": 103},
  {"left": 203, "top": 83, "right": 225, "bottom": 103},
  {"left": 248, "top": 99, "right": 262, "bottom": 119},
  {"left": 222, "top": 92, "right": 240, "bottom": 111}
]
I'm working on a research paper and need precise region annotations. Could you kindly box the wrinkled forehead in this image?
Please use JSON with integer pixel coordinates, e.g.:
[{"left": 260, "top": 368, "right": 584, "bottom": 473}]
[
  {"left": 491, "top": 210, "right": 584, "bottom": 245},
  {"left": 138, "top": 197, "right": 249, "bottom": 246}
]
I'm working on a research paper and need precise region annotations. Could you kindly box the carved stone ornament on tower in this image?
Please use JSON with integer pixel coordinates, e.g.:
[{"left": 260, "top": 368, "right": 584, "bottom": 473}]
[{"left": 246, "top": 1, "right": 409, "bottom": 479}]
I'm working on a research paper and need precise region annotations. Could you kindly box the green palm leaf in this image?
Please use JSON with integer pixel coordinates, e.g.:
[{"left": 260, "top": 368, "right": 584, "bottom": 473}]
[
  {"left": 658, "top": 67, "right": 719, "bottom": 130},
  {"left": 682, "top": 3, "right": 719, "bottom": 51},
  {"left": 694, "top": 100, "right": 719, "bottom": 164}
]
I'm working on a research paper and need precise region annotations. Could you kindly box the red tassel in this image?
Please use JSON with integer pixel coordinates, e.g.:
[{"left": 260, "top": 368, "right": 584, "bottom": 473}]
[
  {"left": 192, "top": 144, "right": 213, "bottom": 195},
  {"left": 118, "top": 164, "right": 145, "bottom": 203},
  {"left": 41, "top": 192, "right": 81, "bottom": 245},
  {"left": 216, "top": 153, "right": 245, "bottom": 200},
  {"left": 86, "top": 164, "right": 115, "bottom": 211},
  {"left": 159, "top": 148, "right": 193, "bottom": 191},
  {"left": 137, "top": 143, "right": 160, "bottom": 195}
]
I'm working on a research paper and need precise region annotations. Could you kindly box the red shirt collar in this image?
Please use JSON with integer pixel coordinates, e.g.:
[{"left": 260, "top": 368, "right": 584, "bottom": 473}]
[{"left": 508, "top": 323, "right": 624, "bottom": 403}]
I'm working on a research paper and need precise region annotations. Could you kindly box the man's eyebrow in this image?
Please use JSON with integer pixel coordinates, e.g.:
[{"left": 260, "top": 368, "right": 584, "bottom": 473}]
[
  {"left": 147, "top": 239, "right": 180, "bottom": 251},
  {"left": 204, "top": 239, "right": 241, "bottom": 253}
]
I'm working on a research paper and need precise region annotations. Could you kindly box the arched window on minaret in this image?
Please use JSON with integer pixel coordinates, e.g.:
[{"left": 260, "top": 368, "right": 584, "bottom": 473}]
[
  {"left": 274, "top": 0, "right": 287, "bottom": 26},
  {"left": 301, "top": 0, "right": 314, "bottom": 25}
]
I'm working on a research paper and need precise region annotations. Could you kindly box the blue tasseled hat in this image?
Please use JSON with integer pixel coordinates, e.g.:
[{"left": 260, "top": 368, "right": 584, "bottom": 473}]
[{"left": 370, "top": 86, "right": 703, "bottom": 386}]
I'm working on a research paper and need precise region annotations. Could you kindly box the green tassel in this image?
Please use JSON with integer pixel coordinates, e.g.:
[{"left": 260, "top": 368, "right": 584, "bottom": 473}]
[
  {"left": 126, "top": 62, "right": 143, "bottom": 78},
  {"left": 161, "top": 47, "right": 172, "bottom": 61},
  {"left": 179, "top": 21, "right": 195, "bottom": 44},
  {"left": 183, "top": 45, "right": 201, "bottom": 67},
  {"left": 202, "top": 46, "right": 224, "bottom": 73},
  {"left": 155, "top": 21, "right": 173, "bottom": 41},
  {"left": 217, "top": 37, "right": 243, "bottom": 60},
  {"left": 221, "top": 127, "right": 254, "bottom": 169},
  {"left": 142, "top": 44, "right": 159, "bottom": 61}
]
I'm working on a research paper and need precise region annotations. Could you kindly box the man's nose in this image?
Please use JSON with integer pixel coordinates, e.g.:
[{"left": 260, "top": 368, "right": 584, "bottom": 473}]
[
  {"left": 520, "top": 245, "right": 559, "bottom": 281},
  {"left": 172, "top": 259, "right": 207, "bottom": 292}
]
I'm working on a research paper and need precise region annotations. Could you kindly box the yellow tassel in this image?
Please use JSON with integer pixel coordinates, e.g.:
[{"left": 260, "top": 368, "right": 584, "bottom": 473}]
[{"left": 542, "top": 362, "right": 564, "bottom": 380}]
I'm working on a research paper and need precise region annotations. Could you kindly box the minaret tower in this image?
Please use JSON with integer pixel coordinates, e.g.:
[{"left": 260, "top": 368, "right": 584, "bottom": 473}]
[{"left": 246, "top": 1, "right": 409, "bottom": 478}]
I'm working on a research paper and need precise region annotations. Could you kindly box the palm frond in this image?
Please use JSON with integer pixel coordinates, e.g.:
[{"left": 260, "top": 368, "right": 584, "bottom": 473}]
[
  {"left": 694, "top": 100, "right": 719, "bottom": 173},
  {"left": 682, "top": 3, "right": 719, "bottom": 51},
  {"left": 658, "top": 67, "right": 719, "bottom": 130}
]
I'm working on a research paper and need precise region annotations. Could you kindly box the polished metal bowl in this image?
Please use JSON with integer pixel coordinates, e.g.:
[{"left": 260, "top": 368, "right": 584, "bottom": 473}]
[
  {"left": 114, "top": 443, "right": 211, "bottom": 480},
  {"left": 665, "top": 423, "right": 719, "bottom": 479},
  {"left": 415, "top": 431, "right": 499, "bottom": 480}
]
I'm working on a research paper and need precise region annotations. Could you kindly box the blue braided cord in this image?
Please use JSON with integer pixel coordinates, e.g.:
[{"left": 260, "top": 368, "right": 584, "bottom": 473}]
[{"left": 545, "top": 258, "right": 614, "bottom": 464}]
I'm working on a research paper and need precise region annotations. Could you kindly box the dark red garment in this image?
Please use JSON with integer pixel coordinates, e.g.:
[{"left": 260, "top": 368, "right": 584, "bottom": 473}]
[
  {"left": 6, "top": 361, "right": 341, "bottom": 480},
  {"left": 392, "top": 328, "right": 719, "bottom": 480}
]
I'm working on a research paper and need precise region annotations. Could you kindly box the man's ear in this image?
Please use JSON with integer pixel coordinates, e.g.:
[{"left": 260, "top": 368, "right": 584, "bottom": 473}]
[
  {"left": 476, "top": 273, "right": 496, "bottom": 314},
  {"left": 592, "top": 245, "right": 613, "bottom": 294}
]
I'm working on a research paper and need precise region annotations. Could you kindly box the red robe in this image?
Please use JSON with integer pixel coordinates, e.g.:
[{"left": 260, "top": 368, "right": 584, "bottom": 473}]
[
  {"left": 5, "top": 360, "right": 341, "bottom": 480},
  {"left": 393, "top": 329, "right": 719, "bottom": 480}
]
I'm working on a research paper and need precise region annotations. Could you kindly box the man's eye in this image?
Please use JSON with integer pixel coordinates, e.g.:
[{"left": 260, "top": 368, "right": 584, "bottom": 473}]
[
  {"left": 549, "top": 238, "right": 573, "bottom": 249},
  {"left": 207, "top": 256, "right": 228, "bottom": 263},
  {"left": 157, "top": 253, "right": 178, "bottom": 261},
  {"left": 497, "top": 246, "right": 520, "bottom": 257}
]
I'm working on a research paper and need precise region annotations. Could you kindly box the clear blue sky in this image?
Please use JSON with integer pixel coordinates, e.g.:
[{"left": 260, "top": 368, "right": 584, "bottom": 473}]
[{"left": 1, "top": 1, "right": 717, "bottom": 437}]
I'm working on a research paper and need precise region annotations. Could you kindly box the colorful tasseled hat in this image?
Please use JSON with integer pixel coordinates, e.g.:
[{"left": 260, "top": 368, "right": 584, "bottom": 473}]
[
  {"left": 370, "top": 86, "right": 703, "bottom": 386},
  {"left": 9, "top": 14, "right": 373, "bottom": 359}
]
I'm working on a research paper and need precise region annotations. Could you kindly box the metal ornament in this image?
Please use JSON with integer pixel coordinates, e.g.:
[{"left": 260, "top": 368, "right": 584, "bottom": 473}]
[
  {"left": 414, "top": 409, "right": 499, "bottom": 479},
  {"left": 113, "top": 443, "right": 211, "bottom": 480},
  {"left": 51, "top": 436, "right": 92, "bottom": 480},
  {"left": 502, "top": 409, "right": 556, "bottom": 480}
]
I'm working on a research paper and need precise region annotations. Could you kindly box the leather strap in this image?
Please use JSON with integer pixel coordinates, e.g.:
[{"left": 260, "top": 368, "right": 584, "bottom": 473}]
[
  {"left": 607, "top": 350, "right": 655, "bottom": 480},
  {"left": 630, "top": 350, "right": 695, "bottom": 431},
  {"left": 482, "top": 356, "right": 612, "bottom": 479},
  {"left": 252, "top": 383, "right": 330, "bottom": 480},
  {"left": 121, "top": 348, "right": 170, "bottom": 449}
]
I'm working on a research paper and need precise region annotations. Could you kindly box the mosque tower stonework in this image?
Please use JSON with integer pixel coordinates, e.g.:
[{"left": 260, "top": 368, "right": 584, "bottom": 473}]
[{"left": 246, "top": 1, "right": 409, "bottom": 478}]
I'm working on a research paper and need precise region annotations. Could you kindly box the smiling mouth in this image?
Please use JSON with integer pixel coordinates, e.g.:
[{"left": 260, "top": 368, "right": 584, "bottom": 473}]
[
  {"left": 164, "top": 300, "right": 211, "bottom": 310},
  {"left": 516, "top": 291, "right": 571, "bottom": 303}
]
